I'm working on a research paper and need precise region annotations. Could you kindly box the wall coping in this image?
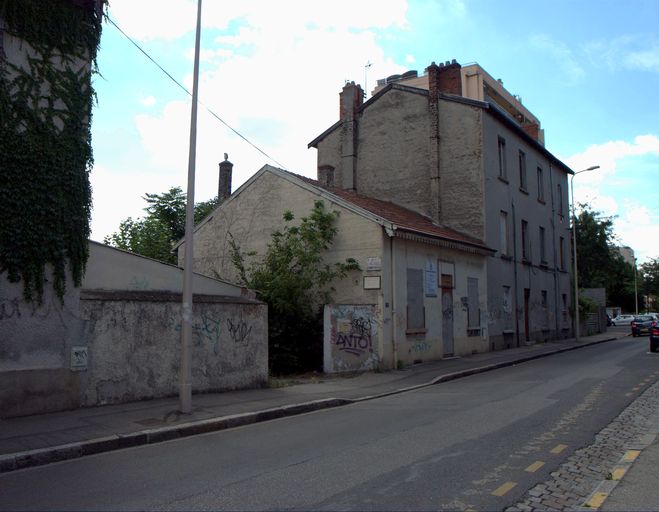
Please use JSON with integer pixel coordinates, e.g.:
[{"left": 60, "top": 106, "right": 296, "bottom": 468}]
[{"left": 80, "top": 289, "right": 264, "bottom": 305}]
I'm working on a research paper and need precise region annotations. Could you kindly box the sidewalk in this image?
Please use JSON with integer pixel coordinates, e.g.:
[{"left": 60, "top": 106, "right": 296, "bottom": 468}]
[{"left": 0, "top": 332, "right": 620, "bottom": 474}]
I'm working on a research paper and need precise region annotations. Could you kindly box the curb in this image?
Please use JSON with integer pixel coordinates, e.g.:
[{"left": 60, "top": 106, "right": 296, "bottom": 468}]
[{"left": 0, "top": 337, "right": 617, "bottom": 474}]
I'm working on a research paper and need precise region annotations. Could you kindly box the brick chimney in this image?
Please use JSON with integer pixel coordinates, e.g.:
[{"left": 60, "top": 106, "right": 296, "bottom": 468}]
[
  {"left": 339, "top": 81, "right": 364, "bottom": 120},
  {"left": 521, "top": 122, "right": 540, "bottom": 141},
  {"left": 338, "top": 81, "right": 363, "bottom": 191},
  {"left": 427, "top": 59, "right": 462, "bottom": 98},
  {"left": 218, "top": 153, "right": 233, "bottom": 204},
  {"left": 317, "top": 164, "right": 335, "bottom": 188}
]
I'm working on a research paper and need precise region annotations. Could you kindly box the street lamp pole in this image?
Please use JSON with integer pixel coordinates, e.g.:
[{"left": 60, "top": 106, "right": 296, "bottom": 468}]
[
  {"left": 571, "top": 165, "right": 600, "bottom": 342},
  {"left": 180, "top": 0, "right": 203, "bottom": 414},
  {"left": 634, "top": 258, "right": 639, "bottom": 315}
]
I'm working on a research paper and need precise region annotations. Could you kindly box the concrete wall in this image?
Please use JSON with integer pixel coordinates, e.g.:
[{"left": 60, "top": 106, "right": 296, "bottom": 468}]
[
  {"left": 79, "top": 291, "right": 266, "bottom": 406},
  {"left": 354, "top": 90, "right": 432, "bottom": 217},
  {"left": 0, "top": 244, "right": 267, "bottom": 418},
  {"left": 390, "top": 237, "right": 489, "bottom": 364},
  {"left": 437, "top": 100, "right": 485, "bottom": 240},
  {"left": 482, "top": 113, "right": 572, "bottom": 348}
]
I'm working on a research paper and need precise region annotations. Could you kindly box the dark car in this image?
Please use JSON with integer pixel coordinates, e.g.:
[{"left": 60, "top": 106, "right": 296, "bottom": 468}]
[
  {"left": 631, "top": 315, "right": 657, "bottom": 337},
  {"left": 651, "top": 324, "right": 659, "bottom": 352}
]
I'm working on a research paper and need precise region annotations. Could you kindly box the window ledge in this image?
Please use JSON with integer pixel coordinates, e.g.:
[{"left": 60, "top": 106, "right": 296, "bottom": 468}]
[
  {"left": 522, "top": 258, "right": 532, "bottom": 265},
  {"left": 467, "top": 328, "right": 481, "bottom": 337},
  {"left": 498, "top": 176, "right": 509, "bottom": 184},
  {"left": 406, "top": 328, "right": 427, "bottom": 336},
  {"left": 537, "top": 198, "right": 546, "bottom": 205},
  {"left": 519, "top": 187, "right": 529, "bottom": 195},
  {"left": 500, "top": 254, "right": 513, "bottom": 261}
]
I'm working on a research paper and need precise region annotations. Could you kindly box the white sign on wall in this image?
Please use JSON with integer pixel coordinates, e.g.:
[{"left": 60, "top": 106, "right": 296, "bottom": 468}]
[
  {"left": 425, "top": 261, "right": 437, "bottom": 297},
  {"left": 71, "top": 346, "right": 88, "bottom": 371}
]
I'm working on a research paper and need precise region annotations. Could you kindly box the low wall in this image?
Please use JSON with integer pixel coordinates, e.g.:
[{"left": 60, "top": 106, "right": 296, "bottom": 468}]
[{"left": 1, "top": 244, "right": 268, "bottom": 418}]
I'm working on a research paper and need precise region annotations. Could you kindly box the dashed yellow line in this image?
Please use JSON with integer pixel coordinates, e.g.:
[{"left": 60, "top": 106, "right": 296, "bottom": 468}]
[
  {"left": 586, "top": 492, "right": 608, "bottom": 509},
  {"left": 491, "top": 481, "right": 517, "bottom": 497},
  {"left": 525, "top": 461, "right": 545, "bottom": 472},
  {"left": 551, "top": 444, "right": 568, "bottom": 454},
  {"left": 623, "top": 450, "right": 641, "bottom": 462},
  {"left": 611, "top": 467, "right": 627, "bottom": 480}
]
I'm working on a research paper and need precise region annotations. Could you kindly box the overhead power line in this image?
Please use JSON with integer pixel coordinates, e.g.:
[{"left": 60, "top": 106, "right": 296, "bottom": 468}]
[{"left": 105, "top": 15, "right": 287, "bottom": 169}]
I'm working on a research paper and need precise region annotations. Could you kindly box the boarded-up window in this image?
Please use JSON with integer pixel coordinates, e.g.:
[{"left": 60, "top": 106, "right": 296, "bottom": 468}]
[
  {"left": 467, "top": 277, "right": 480, "bottom": 327},
  {"left": 407, "top": 268, "right": 425, "bottom": 331}
]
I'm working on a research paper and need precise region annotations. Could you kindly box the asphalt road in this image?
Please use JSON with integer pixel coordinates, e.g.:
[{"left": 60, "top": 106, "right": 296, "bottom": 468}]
[{"left": 1, "top": 334, "right": 655, "bottom": 511}]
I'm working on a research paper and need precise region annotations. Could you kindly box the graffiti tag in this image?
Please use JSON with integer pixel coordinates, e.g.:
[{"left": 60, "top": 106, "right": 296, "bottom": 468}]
[
  {"left": 334, "top": 317, "right": 373, "bottom": 356},
  {"left": 227, "top": 317, "right": 252, "bottom": 344}
]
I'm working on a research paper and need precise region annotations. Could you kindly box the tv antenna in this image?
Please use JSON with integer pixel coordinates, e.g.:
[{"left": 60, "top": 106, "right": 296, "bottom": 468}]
[{"left": 364, "top": 61, "right": 372, "bottom": 99}]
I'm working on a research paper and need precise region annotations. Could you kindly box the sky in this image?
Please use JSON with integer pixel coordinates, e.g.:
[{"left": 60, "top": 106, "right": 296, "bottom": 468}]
[{"left": 91, "top": 0, "right": 659, "bottom": 264}]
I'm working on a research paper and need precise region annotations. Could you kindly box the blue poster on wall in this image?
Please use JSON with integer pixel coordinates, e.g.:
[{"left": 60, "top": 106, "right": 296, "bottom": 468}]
[{"left": 425, "top": 261, "right": 437, "bottom": 297}]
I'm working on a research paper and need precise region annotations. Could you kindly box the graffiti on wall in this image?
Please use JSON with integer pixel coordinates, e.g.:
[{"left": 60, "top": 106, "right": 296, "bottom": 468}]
[
  {"left": 172, "top": 313, "right": 223, "bottom": 355},
  {"left": 408, "top": 340, "right": 431, "bottom": 355},
  {"left": 327, "top": 305, "right": 380, "bottom": 372},
  {"left": 227, "top": 316, "right": 252, "bottom": 344}
]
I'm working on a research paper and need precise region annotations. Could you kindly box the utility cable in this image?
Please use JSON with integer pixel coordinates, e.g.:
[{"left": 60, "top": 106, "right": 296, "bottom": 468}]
[{"left": 106, "top": 15, "right": 287, "bottom": 169}]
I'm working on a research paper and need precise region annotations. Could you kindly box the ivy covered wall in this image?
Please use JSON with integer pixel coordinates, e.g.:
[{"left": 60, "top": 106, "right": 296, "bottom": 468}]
[{"left": 0, "top": 0, "right": 104, "bottom": 301}]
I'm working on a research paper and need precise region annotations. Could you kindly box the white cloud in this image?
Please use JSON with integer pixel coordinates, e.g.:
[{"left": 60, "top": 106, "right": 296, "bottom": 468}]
[
  {"left": 140, "top": 95, "right": 157, "bottom": 107},
  {"left": 405, "top": 54, "right": 416, "bottom": 64},
  {"left": 583, "top": 35, "right": 659, "bottom": 73},
  {"left": 530, "top": 34, "right": 585, "bottom": 84},
  {"left": 566, "top": 135, "right": 659, "bottom": 264}
]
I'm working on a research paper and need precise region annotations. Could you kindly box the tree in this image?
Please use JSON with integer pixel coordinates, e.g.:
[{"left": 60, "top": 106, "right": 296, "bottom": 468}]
[
  {"left": 639, "top": 258, "right": 659, "bottom": 311},
  {"left": 104, "top": 187, "right": 217, "bottom": 264},
  {"left": 574, "top": 205, "right": 635, "bottom": 311},
  {"left": 229, "top": 201, "right": 360, "bottom": 374}
]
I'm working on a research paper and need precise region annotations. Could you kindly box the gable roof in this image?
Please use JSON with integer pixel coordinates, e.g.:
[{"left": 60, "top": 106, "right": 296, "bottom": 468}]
[
  {"left": 176, "top": 164, "right": 494, "bottom": 256},
  {"left": 307, "top": 82, "right": 573, "bottom": 175},
  {"left": 277, "top": 168, "right": 494, "bottom": 256}
]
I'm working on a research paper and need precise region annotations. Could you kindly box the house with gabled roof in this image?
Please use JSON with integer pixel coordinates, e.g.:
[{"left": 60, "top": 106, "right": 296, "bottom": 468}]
[
  {"left": 308, "top": 60, "right": 575, "bottom": 350},
  {"left": 178, "top": 162, "right": 494, "bottom": 372}
]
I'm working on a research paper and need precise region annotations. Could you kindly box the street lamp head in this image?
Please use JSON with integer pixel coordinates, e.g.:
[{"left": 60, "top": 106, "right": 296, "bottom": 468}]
[{"left": 585, "top": 165, "right": 600, "bottom": 171}]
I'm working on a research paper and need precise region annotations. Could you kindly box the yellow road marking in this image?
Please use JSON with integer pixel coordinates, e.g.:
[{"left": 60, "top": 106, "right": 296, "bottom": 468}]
[
  {"left": 551, "top": 444, "right": 568, "bottom": 454},
  {"left": 623, "top": 450, "right": 641, "bottom": 462},
  {"left": 586, "top": 492, "right": 608, "bottom": 509},
  {"left": 612, "top": 468, "right": 627, "bottom": 480},
  {"left": 525, "top": 461, "right": 545, "bottom": 472},
  {"left": 491, "top": 481, "right": 517, "bottom": 497}
]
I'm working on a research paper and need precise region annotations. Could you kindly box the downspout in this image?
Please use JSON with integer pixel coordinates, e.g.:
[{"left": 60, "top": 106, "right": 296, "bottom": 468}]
[
  {"left": 386, "top": 225, "right": 398, "bottom": 368},
  {"left": 548, "top": 162, "right": 560, "bottom": 338},
  {"left": 512, "top": 200, "right": 520, "bottom": 347}
]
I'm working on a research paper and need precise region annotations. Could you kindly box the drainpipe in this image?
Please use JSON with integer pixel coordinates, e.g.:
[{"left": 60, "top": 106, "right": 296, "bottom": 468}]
[
  {"left": 548, "top": 162, "right": 560, "bottom": 338},
  {"left": 386, "top": 225, "right": 398, "bottom": 368},
  {"left": 512, "top": 201, "right": 520, "bottom": 347}
]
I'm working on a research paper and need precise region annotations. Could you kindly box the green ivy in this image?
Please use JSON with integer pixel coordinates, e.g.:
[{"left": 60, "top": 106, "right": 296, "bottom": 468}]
[{"left": 0, "top": 0, "right": 103, "bottom": 301}]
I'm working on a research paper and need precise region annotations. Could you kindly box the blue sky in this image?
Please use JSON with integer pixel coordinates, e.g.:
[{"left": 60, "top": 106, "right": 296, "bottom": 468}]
[{"left": 91, "top": 0, "right": 658, "bottom": 263}]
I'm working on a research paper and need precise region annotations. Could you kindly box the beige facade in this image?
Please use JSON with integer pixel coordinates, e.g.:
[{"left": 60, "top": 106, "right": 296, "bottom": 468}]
[
  {"left": 180, "top": 166, "right": 492, "bottom": 371},
  {"left": 310, "top": 59, "right": 574, "bottom": 351}
]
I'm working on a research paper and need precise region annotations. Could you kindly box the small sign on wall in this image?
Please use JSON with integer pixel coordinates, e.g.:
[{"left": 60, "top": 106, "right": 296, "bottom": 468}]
[
  {"left": 71, "top": 346, "right": 88, "bottom": 371},
  {"left": 363, "top": 276, "right": 381, "bottom": 290},
  {"left": 366, "top": 257, "right": 382, "bottom": 272},
  {"left": 425, "top": 261, "right": 437, "bottom": 297}
]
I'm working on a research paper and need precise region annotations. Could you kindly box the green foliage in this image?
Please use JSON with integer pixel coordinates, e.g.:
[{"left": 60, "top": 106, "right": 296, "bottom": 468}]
[
  {"left": 574, "top": 205, "right": 635, "bottom": 310},
  {"left": 639, "top": 258, "right": 659, "bottom": 311},
  {"left": 229, "top": 201, "right": 360, "bottom": 374},
  {"left": 104, "top": 187, "right": 218, "bottom": 264},
  {"left": 0, "top": 0, "right": 103, "bottom": 301}
]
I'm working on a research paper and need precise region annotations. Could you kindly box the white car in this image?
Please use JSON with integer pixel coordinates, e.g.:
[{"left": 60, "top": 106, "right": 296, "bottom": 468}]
[{"left": 612, "top": 314, "right": 635, "bottom": 326}]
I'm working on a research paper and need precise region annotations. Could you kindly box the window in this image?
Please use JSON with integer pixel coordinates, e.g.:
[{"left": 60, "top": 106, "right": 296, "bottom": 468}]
[
  {"left": 502, "top": 285, "right": 512, "bottom": 329},
  {"left": 406, "top": 268, "right": 425, "bottom": 332},
  {"left": 467, "top": 277, "right": 480, "bottom": 328},
  {"left": 562, "top": 293, "right": 568, "bottom": 322},
  {"left": 539, "top": 226, "right": 546, "bottom": 263},
  {"left": 519, "top": 150, "right": 527, "bottom": 190},
  {"left": 541, "top": 290, "right": 548, "bottom": 308},
  {"left": 559, "top": 236, "right": 565, "bottom": 270},
  {"left": 521, "top": 219, "right": 529, "bottom": 261},
  {"left": 498, "top": 137, "right": 507, "bottom": 179},
  {"left": 557, "top": 183, "right": 564, "bottom": 218},
  {"left": 537, "top": 167, "right": 544, "bottom": 201},
  {"left": 500, "top": 210, "right": 509, "bottom": 256}
]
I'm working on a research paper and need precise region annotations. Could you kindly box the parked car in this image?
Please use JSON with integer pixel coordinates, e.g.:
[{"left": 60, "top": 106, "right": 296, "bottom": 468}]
[
  {"left": 651, "top": 324, "right": 659, "bottom": 352},
  {"left": 611, "top": 314, "right": 635, "bottom": 326},
  {"left": 631, "top": 315, "right": 657, "bottom": 337}
]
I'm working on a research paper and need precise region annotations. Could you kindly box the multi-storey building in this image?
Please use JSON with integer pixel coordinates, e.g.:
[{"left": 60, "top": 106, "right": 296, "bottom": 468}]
[{"left": 309, "top": 59, "right": 574, "bottom": 349}]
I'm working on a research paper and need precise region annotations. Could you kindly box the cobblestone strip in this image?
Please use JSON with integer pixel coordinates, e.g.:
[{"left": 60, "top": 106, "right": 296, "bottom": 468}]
[{"left": 506, "top": 380, "right": 659, "bottom": 512}]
